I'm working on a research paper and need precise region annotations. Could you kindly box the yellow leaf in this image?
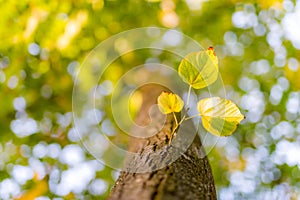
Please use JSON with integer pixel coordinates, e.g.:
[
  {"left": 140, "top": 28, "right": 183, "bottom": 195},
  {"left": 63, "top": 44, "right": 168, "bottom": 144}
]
[
  {"left": 178, "top": 47, "right": 219, "bottom": 89},
  {"left": 285, "top": 64, "right": 300, "bottom": 91},
  {"left": 197, "top": 97, "right": 244, "bottom": 136},
  {"left": 206, "top": 46, "right": 218, "bottom": 67},
  {"left": 15, "top": 180, "right": 48, "bottom": 200},
  {"left": 257, "top": 0, "right": 283, "bottom": 9},
  {"left": 157, "top": 92, "right": 184, "bottom": 114}
]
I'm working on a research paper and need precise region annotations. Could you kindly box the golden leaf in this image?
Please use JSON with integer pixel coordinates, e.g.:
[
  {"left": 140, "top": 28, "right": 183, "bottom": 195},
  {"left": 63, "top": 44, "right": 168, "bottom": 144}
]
[
  {"left": 197, "top": 97, "right": 244, "bottom": 136},
  {"left": 157, "top": 92, "right": 184, "bottom": 114}
]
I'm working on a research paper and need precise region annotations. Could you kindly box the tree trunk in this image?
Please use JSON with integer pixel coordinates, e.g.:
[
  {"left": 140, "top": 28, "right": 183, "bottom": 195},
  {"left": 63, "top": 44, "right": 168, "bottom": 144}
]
[{"left": 108, "top": 84, "right": 217, "bottom": 200}]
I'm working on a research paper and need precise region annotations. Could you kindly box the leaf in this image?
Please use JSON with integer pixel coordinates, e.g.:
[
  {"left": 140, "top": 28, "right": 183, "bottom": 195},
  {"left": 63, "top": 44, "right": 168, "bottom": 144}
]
[
  {"left": 15, "top": 179, "right": 48, "bottom": 200},
  {"left": 178, "top": 47, "right": 219, "bottom": 89},
  {"left": 206, "top": 46, "right": 218, "bottom": 67},
  {"left": 197, "top": 97, "right": 244, "bottom": 136},
  {"left": 157, "top": 92, "right": 184, "bottom": 114},
  {"left": 285, "top": 64, "right": 300, "bottom": 90},
  {"left": 257, "top": 0, "right": 283, "bottom": 9}
]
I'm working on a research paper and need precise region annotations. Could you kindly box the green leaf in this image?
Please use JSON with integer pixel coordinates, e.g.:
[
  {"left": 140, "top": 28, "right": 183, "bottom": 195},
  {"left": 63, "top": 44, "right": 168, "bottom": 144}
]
[
  {"left": 178, "top": 47, "right": 219, "bottom": 89},
  {"left": 157, "top": 92, "right": 184, "bottom": 114},
  {"left": 197, "top": 97, "right": 244, "bottom": 136}
]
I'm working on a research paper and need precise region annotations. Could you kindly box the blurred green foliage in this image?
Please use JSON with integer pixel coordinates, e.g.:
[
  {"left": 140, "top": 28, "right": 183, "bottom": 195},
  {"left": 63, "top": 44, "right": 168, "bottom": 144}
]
[{"left": 1, "top": 0, "right": 300, "bottom": 199}]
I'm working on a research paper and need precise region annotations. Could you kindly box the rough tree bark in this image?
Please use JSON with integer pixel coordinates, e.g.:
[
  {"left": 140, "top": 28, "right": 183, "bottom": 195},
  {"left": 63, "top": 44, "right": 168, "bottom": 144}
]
[{"left": 108, "top": 84, "right": 216, "bottom": 200}]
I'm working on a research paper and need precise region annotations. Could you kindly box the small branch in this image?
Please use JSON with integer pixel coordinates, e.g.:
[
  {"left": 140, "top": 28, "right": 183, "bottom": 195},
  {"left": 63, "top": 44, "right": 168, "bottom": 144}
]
[
  {"left": 169, "top": 124, "right": 178, "bottom": 145},
  {"left": 169, "top": 87, "right": 195, "bottom": 144},
  {"left": 178, "top": 107, "right": 189, "bottom": 125},
  {"left": 184, "top": 114, "right": 199, "bottom": 121}
]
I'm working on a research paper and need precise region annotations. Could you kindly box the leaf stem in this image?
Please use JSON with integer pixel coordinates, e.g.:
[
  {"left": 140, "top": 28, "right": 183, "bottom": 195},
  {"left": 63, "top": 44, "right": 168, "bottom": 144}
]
[
  {"left": 169, "top": 116, "right": 178, "bottom": 145},
  {"left": 169, "top": 86, "right": 192, "bottom": 144},
  {"left": 184, "top": 114, "right": 199, "bottom": 121},
  {"left": 178, "top": 108, "right": 188, "bottom": 125},
  {"left": 172, "top": 112, "right": 178, "bottom": 126},
  {"left": 186, "top": 85, "right": 192, "bottom": 109}
]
